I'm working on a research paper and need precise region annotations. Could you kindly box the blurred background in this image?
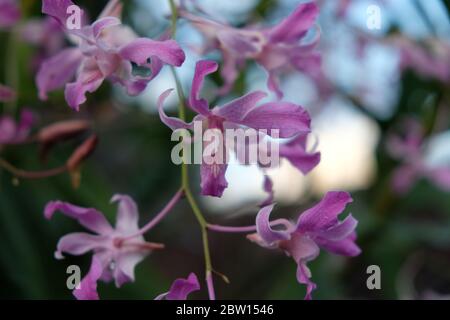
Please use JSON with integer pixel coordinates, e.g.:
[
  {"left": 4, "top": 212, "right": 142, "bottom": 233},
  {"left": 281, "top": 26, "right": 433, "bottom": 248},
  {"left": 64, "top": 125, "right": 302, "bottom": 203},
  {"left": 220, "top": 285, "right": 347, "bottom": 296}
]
[{"left": 0, "top": 0, "right": 450, "bottom": 299}]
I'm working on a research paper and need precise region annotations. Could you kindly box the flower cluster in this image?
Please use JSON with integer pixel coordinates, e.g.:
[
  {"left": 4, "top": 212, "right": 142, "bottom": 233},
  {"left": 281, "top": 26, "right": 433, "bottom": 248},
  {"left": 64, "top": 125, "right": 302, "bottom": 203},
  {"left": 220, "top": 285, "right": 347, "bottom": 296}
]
[
  {"left": 37, "top": 0, "right": 185, "bottom": 111},
  {"left": 179, "top": 3, "right": 323, "bottom": 98},
  {"left": 247, "top": 192, "right": 360, "bottom": 299},
  {"left": 158, "top": 60, "right": 314, "bottom": 197},
  {"left": 0, "top": 0, "right": 20, "bottom": 29},
  {"left": 0, "top": 0, "right": 363, "bottom": 300},
  {"left": 387, "top": 119, "right": 450, "bottom": 194}
]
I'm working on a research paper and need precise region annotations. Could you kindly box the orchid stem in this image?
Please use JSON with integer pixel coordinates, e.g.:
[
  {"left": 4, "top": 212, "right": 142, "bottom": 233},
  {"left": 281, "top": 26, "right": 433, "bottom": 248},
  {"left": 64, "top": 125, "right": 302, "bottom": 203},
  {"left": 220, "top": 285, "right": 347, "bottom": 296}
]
[
  {"left": 0, "top": 157, "right": 67, "bottom": 179},
  {"left": 127, "top": 188, "right": 184, "bottom": 239},
  {"left": 206, "top": 271, "right": 216, "bottom": 300},
  {"left": 167, "top": 0, "right": 215, "bottom": 298},
  {"left": 168, "top": 0, "right": 178, "bottom": 38}
]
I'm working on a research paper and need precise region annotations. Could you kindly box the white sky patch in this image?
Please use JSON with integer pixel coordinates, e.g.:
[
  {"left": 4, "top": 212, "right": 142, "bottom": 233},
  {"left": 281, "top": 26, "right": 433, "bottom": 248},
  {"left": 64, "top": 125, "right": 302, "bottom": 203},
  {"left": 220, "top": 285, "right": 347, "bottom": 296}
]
[
  {"left": 424, "top": 131, "right": 450, "bottom": 167},
  {"left": 309, "top": 99, "right": 381, "bottom": 194},
  {"left": 201, "top": 155, "right": 267, "bottom": 215}
]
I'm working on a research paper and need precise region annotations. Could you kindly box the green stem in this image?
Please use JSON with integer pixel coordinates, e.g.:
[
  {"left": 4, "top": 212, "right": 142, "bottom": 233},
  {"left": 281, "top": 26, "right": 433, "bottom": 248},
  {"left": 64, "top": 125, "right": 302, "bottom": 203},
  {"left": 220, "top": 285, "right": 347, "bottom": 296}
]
[
  {"left": 168, "top": 0, "right": 178, "bottom": 38},
  {"left": 167, "top": 0, "right": 213, "bottom": 275},
  {"left": 170, "top": 67, "right": 186, "bottom": 120}
]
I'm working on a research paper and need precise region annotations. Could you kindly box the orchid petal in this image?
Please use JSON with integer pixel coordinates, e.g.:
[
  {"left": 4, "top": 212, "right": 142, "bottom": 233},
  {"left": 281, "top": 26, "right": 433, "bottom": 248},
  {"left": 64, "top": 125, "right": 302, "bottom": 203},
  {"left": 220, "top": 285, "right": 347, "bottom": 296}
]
[
  {"left": 318, "top": 214, "right": 358, "bottom": 241},
  {"left": 286, "top": 234, "right": 320, "bottom": 263},
  {"left": 266, "top": 70, "right": 284, "bottom": 99},
  {"left": 36, "top": 48, "right": 83, "bottom": 100},
  {"left": 111, "top": 194, "right": 139, "bottom": 235},
  {"left": 213, "top": 91, "right": 267, "bottom": 122},
  {"left": 44, "top": 201, "right": 113, "bottom": 235},
  {"left": 279, "top": 135, "right": 321, "bottom": 175},
  {"left": 316, "top": 232, "right": 361, "bottom": 257},
  {"left": 217, "top": 29, "right": 264, "bottom": 56},
  {"left": 239, "top": 102, "right": 311, "bottom": 138},
  {"left": 42, "top": 0, "right": 83, "bottom": 29},
  {"left": 200, "top": 161, "right": 228, "bottom": 197},
  {"left": 217, "top": 50, "right": 240, "bottom": 95},
  {"left": 157, "top": 273, "right": 200, "bottom": 300},
  {"left": 64, "top": 60, "right": 105, "bottom": 111},
  {"left": 268, "top": 2, "right": 319, "bottom": 43},
  {"left": 55, "top": 232, "right": 107, "bottom": 259},
  {"left": 297, "top": 192, "right": 353, "bottom": 232},
  {"left": 157, "top": 89, "right": 197, "bottom": 131},
  {"left": 73, "top": 256, "right": 103, "bottom": 300},
  {"left": 92, "top": 16, "right": 121, "bottom": 38},
  {"left": 255, "top": 204, "right": 292, "bottom": 246},
  {"left": 114, "top": 251, "right": 148, "bottom": 287},
  {"left": 189, "top": 60, "right": 217, "bottom": 116},
  {"left": 296, "top": 262, "right": 317, "bottom": 300}
]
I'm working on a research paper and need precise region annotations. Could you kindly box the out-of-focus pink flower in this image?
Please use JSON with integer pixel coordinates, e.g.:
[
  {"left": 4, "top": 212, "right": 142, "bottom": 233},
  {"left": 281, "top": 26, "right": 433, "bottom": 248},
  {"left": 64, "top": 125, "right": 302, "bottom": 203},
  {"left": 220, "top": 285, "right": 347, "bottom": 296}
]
[
  {"left": 387, "top": 119, "right": 450, "bottom": 194},
  {"left": 21, "top": 17, "right": 65, "bottom": 70},
  {"left": 0, "top": 109, "right": 35, "bottom": 145},
  {"left": 37, "top": 0, "right": 185, "bottom": 111},
  {"left": 279, "top": 133, "right": 321, "bottom": 174},
  {"left": 44, "top": 194, "right": 164, "bottom": 289},
  {"left": 155, "top": 273, "right": 200, "bottom": 300},
  {"left": 0, "top": 0, "right": 20, "bottom": 29},
  {"left": 394, "top": 37, "right": 450, "bottom": 83},
  {"left": 158, "top": 60, "right": 312, "bottom": 197},
  {"left": 0, "top": 84, "right": 16, "bottom": 102},
  {"left": 247, "top": 192, "right": 360, "bottom": 299},
  {"left": 180, "top": 2, "right": 322, "bottom": 98},
  {"left": 336, "top": 0, "right": 352, "bottom": 17}
]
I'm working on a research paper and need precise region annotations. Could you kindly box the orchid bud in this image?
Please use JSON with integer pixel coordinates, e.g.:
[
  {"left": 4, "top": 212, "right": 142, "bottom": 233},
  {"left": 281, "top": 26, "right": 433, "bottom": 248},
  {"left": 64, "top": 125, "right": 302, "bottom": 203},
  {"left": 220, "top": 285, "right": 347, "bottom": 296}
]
[{"left": 37, "top": 120, "right": 91, "bottom": 145}]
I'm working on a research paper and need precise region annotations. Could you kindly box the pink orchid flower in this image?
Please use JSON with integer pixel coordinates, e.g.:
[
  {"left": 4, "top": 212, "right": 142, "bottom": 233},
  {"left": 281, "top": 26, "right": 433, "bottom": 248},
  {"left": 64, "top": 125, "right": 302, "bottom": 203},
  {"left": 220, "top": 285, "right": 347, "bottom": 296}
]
[
  {"left": 180, "top": 2, "right": 322, "bottom": 98},
  {"left": 155, "top": 273, "right": 200, "bottom": 300},
  {"left": 158, "top": 60, "right": 312, "bottom": 197},
  {"left": 0, "top": 109, "right": 35, "bottom": 145},
  {"left": 387, "top": 119, "right": 450, "bottom": 194},
  {"left": 279, "top": 133, "right": 321, "bottom": 174},
  {"left": 247, "top": 191, "right": 361, "bottom": 299},
  {"left": 44, "top": 194, "right": 165, "bottom": 289},
  {"left": 0, "top": 0, "right": 20, "bottom": 29},
  {"left": 0, "top": 84, "right": 16, "bottom": 102},
  {"left": 37, "top": 0, "right": 186, "bottom": 111},
  {"left": 394, "top": 37, "right": 450, "bottom": 83}
]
